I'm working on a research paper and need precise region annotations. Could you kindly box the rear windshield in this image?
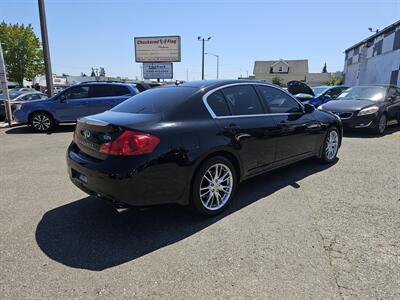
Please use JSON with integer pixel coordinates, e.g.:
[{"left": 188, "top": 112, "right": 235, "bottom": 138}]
[{"left": 111, "top": 86, "right": 198, "bottom": 114}]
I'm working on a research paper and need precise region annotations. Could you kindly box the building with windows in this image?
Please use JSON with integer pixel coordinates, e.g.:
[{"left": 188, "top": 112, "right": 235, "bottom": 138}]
[
  {"left": 344, "top": 20, "right": 400, "bottom": 86},
  {"left": 253, "top": 59, "right": 331, "bottom": 86}
]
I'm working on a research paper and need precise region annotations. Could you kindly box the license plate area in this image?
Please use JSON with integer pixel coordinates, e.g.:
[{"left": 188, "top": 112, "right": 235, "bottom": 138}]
[{"left": 72, "top": 168, "right": 88, "bottom": 184}]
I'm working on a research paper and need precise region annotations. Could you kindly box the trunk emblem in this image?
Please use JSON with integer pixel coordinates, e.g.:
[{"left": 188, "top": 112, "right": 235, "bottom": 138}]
[{"left": 83, "top": 130, "right": 91, "bottom": 139}]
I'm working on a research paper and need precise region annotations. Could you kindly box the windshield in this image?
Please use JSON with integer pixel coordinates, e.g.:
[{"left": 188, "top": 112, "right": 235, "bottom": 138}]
[
  {"left": 312, "top": 87, "right": 328, "bottom": 96},
  {"left": 337, "top": 86, "right": 386, "bottom": 101}
]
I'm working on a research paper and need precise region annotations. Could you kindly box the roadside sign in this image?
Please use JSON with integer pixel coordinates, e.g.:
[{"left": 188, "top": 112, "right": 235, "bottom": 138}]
[
  {"left": 134, "top": 36, "right": 181, "bottom": 62},
  {"left": 143, "top": 63, "right": 173, "bottom": 79}
]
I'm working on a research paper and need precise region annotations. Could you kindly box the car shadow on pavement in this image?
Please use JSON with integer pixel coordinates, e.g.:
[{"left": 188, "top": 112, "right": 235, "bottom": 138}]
[
  {"left": 35, "top": 158, "right": 338, "bottom": 271},
  {"left": 4, "top": 124, "right": 75, "bottom": 134}
]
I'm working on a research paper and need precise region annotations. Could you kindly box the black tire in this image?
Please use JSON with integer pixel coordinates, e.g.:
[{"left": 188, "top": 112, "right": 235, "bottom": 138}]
[
  {"left": 190, "top": 156, "right": 238, "bottom": 216},
  {"left": 30, "top": 112, "right": 55, "bottom": 132},
  {"left": 374, "top": 113, "right": 387, "bottom": 135},
  {"left": 319, "top": 127, "right": 340, "bottom": 163}
]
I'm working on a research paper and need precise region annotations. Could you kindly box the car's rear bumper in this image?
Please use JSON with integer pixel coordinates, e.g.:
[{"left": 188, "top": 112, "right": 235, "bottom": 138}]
[
  {"left": 13, "top": 110, "right": 29, "bottom": 124},
  {"left": 66, "top": 143, "right": 190, "bottom": 207}
]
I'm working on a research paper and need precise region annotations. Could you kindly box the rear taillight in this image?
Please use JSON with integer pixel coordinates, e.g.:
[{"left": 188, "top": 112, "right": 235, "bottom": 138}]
[{"left": 99, "top": 130, "right": 160, "bottom": 156}]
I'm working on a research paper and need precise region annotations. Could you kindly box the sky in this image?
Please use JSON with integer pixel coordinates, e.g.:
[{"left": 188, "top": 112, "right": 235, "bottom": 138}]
[{"left": 1, "top": 0, "right": 399, "bottom": 80}]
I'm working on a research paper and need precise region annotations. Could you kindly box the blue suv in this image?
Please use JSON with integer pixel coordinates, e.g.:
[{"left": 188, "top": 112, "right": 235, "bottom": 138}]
[{"left": 13, "top": 82, "right": 140, "bottom": 132}]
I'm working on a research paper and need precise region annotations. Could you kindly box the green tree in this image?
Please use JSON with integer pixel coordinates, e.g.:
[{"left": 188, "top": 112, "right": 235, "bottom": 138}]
[
  {"left": 325, "top": 75, "right": 344, "bottom": 86},
  {"left": 0, "top": 22, "right": 44, "bottom": 85},
  {"left": 272, "top": 76, "right": 283, "bottom": 86},
  {"left": 322, "top": 62, "right": 327, "bottom": 73}
]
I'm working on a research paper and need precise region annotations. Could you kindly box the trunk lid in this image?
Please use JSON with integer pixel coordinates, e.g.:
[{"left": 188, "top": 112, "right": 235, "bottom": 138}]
[{"left": 74, "top": 111, "right": 161, "bottom": 160}]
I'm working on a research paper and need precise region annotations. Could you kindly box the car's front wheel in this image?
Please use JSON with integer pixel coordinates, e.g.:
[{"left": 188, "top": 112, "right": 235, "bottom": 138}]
[
  {"left": 374, "top": 113, "right": 386, "bottom": 135},
  {"left": 191, "top": 156, "right": 237, "bottom": 216},
  {"left": 319, "top": 127, "right": 339, "bottom": 163},
  {"left": 30, "top": 112, "right": 55, "bottom": 132}
]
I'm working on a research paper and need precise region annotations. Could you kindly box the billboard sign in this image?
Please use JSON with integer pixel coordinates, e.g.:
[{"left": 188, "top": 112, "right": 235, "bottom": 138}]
[
  {"left": 143, "top": 63, "right": 173, "bottom": 79},
  {"left": 134, "top": 36, "right": 181, "bottom": 62}
]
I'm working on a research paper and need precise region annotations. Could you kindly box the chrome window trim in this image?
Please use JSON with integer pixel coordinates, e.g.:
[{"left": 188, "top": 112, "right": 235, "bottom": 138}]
[{"left": 202, "top": 82, "right": 305, "bottom": 119}]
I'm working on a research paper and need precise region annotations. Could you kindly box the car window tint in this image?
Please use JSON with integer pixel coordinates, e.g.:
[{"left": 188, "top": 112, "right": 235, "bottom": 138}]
[
  {"left": 258, "top": 85, "right": 301, "bottom": 113},
  {"left": 65, "top": 86, "right": 89, "bottom": 100},
  {"left": 90, "top": 85, "right": 116, "bottom": 98},
  {"left": 207, "top": 90, "right": 230, "bottom": 116},
  {"left": 112, "top": 86, "right": 197, "bottom": 114},
  {"left": 113, "top": 85, "right": 131, "bottom": 96},
  {"left": 221, "top": 85, "right": 263, "bottom": 115}
]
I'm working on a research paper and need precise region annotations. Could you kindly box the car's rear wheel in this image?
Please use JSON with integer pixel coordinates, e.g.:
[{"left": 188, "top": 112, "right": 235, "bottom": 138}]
[
  {"left": 191, "top": 156, "right": 237, "bottom": 216},
  {"left": 374, "top": 113, "right": 386, "bottom": 135},
  {"left": 319, "top": 127, "right": 339, "bottom": 163},
  {"left": 30, "top": 112, "right": 54, "bottom": 132}
]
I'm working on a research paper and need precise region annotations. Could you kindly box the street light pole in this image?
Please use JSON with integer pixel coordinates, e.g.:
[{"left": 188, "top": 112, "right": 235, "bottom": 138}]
[
  {"left": 38, "top": 0, "right": 54, "bottom": 97},
  {"left": 198, "top": 36, "right": 211, "bottom": 80},
  {"left": 205, "top": 52, "right": 219, "bottom": 79}
]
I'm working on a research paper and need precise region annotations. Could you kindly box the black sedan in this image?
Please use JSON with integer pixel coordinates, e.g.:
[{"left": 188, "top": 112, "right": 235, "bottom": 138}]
[
  {"left": 67, "top": 80, "right": 342, "bottom": 216},
  {"left": 319, "top": 85, "right": 400, "bottom": 134}
]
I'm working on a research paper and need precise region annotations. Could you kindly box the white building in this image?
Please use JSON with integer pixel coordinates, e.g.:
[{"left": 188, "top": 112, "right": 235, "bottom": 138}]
[
  {"left": 344, "top": 20, "right": 400, "bottom": 86},
  {"left": 253, "top": 59, "right": 331, "bottom": 86}
]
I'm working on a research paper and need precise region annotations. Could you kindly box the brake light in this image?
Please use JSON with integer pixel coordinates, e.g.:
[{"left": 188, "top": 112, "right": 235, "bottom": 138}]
[{"left": 99, "top": 130, "right": 160, "bottom": 156}]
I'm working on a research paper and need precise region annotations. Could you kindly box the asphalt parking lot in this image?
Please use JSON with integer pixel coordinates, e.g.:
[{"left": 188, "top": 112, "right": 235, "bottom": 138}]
[{"left": 0, "top": 124, "right": 399, "bottom": 299}]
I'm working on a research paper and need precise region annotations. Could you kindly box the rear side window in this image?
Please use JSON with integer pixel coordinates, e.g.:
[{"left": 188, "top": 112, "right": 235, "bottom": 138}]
[
  {"left": 112, "top": 86, "right": 197, "bottom": 114},
  {"left": 113, "top": 85, "right": 131, "bottom": 96},
  {"left": 207, "top": 90, "right": 230, "bottom": 116},
  {"left": 222, "top": 85, "right": 264, "bottom": 115},
  {"left": 258, "top": 85, "right": 301, "bottom": 113},
  {"left": 90, "top": 85, "right": 115, "bottom": 98}
]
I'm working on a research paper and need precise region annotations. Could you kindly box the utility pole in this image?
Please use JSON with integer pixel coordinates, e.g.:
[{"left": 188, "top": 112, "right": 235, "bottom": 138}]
[
  {"left": 0, "top": 43, "right": 12, "bottom": 127},
  {"left": 205, "top": 52, "right": 219, "bottom": 79},
  {"left": 38, "top": 0, "right": 54, "bottom": 97},
  {"left": 198, "top": 36, "right": 211, "bottom": 80}
]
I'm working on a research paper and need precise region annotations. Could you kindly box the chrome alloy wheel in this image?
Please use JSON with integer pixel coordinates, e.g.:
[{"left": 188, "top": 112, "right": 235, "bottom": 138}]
[
  {"left": 32, "top": 114, "right": 51, "bottom": 131},
  {"left": 199, "top": 163, "right": 233, "bottom": 211},
  {"left": 325, "top": 130, "right": 339, "bottom": 160}
]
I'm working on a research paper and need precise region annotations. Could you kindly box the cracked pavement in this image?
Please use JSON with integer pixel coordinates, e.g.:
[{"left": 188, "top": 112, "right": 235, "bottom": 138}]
[{"left": 0, "top": 125, "right": 399, "bottom": 299}]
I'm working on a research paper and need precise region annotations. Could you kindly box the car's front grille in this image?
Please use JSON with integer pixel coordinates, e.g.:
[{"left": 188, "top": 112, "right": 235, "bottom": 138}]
[{"left": 333, "top": 112, "right": 353, "bottom": 119}]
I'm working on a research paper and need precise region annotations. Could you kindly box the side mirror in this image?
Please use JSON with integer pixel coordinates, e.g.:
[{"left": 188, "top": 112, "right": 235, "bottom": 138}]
[{"left": 304, "top": 103, "right": 315, "bottom": 113}]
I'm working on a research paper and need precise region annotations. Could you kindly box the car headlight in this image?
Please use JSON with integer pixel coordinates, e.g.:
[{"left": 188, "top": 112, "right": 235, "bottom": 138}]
[
  {"left": 357, "top": 106, "right": 379, "bottom": 116},
  {"left": 317, "top": 105, "right": 324, "bottom": 110}
]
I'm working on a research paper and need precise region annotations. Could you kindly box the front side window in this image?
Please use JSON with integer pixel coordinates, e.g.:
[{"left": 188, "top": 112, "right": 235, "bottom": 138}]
[
  {"left": 258, "top": 85, "right": 302, "bottom": 113},
  {"left": 222, "top": 85, "right": 264, "bottom": 115},
  {"left": 207, "top": 90, "right": 230, "bottom": 116},
  {"left": 64, "top": 86, "right": 89, "bottom": 100}
]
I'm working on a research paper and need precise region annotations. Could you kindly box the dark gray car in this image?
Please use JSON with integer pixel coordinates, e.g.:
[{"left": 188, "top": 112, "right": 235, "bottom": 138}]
[{"left": 318, "top": 85, "right": 400, "bottom": 134}]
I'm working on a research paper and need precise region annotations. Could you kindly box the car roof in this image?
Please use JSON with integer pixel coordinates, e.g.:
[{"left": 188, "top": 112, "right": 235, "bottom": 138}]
[
  {"left": 179, "top": 79, "right": 277, "bottom": 90},
  {"left": 78, "top": 81, "right": 134, "bottom": 86}
]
